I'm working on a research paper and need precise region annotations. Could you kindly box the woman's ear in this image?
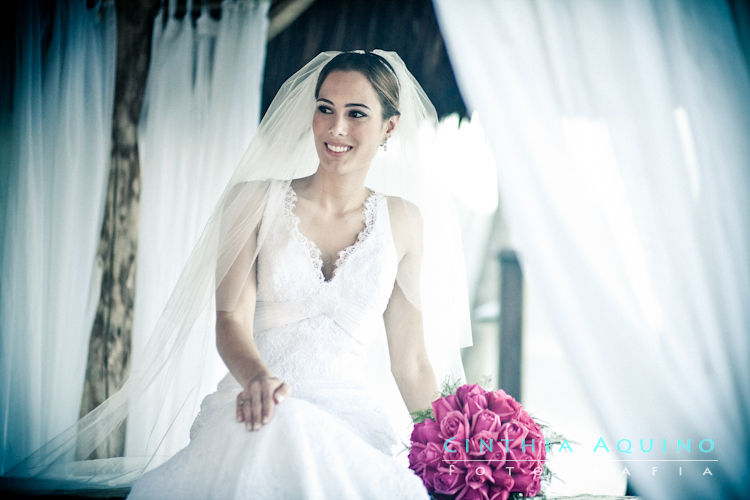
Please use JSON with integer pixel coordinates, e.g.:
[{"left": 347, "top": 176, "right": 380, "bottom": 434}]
[{"left": 384, "top": 115, "right": 400, "bottom": 138}]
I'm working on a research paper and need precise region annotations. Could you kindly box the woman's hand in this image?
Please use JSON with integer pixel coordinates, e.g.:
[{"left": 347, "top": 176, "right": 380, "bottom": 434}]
[{"left": 236, "top": 373, "right": 291, "bottom": 431}]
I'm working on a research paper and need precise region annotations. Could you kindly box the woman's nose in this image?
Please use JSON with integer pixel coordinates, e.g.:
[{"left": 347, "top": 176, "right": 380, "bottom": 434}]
[{"left": 329, "top": 114, "right": 347, "bottom": 135}]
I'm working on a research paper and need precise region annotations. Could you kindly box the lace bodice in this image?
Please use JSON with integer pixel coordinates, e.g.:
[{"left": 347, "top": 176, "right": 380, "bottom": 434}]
[
  {"left": 248, "top": 183, "right": 398, "bottom": 392},
  {"left": 283, "top": 186, "right": 380, "bottom": 283}
]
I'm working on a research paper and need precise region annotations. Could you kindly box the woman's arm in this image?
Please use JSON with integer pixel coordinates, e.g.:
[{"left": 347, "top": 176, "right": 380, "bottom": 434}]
[
  {"left": 216, "top": 277, "right": 288, "bottom": 430},
  {"left": 383, "top": 282, "right": 439, "bottom": 414},
  {"left": 384, "top": 197, "right": 439, "bottom": 414},
  {"left": 215, "top": 185, "right": 289, "bottom": 431}
]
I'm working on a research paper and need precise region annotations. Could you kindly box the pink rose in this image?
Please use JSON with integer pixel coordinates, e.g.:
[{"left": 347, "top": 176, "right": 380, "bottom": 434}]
[
  {"left": 498, "top": 420, "right": 529, "bottom": 450},
  {"left": 484, "top": 443, "right": 507, "bottom": 469},
  {"left": 457, "top": 482, "right": 490, "bottom": 500},
  {"left": 462, "top": 392, "right": 488, "bottom": 421},
  {"left": 433, "top": 466, "right": 465, "bottom": 495},
  {"left": 411, "top": 419, "right": 441, "bottom": 445},
  {"left": 443, "top": 437, "right": 470, "bottom": 466},
  {"left": 512, "top": 471, "right": 542, "bottom": 497},
  {"left": 421, "top": 441, "right": 444, "bottom": 468},
  {"left": 488, "top": 485, "right": 512, "bottom": 500},
  {"left": 440, "top": 410, "right": 471, "bottom": 441},
  {"left": 517, "top": 409, "right": 536, "bottom": 428},
  {"left": 408, "top": 442, "right": 426, "bottom": 474},
  {"left": 419, "top": 466, "right": 438, "bottom": 490},
  {"left": 471, "top": 409, "right": 501, "bottom": 435},
  {"left": 467, "top": 431, "right": 497, "bottom": 457},
  {"left": 466, "top": 460, "right": 495, "bottom": 489},
  {"left": 456, "top": 384, "right": 486, "bottom": 405},
  {"left": 491, "top": 467, "right": 515, "bottom": 494},
  {"left": 506, "top": 448, "right": 539, "bottom": 474},
  {"left": 526, "top": 428, "right": 547, "bottom": 462},
  {"left": 432, "top": 394, "right": 461, "bottom": 423},
  {"left": 486, "top": 390, "right": 522, "bottom": 422}
]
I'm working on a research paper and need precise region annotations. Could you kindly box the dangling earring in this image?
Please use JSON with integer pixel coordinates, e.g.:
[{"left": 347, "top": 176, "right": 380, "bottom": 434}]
[{"left": 382, "top": 137, "right": 388, "bottom": 152}]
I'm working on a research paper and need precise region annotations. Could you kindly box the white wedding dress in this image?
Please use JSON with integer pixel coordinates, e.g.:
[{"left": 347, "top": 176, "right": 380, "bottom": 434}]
[{"left": 127, "top": 184, "right": 430, "bottom": 499}]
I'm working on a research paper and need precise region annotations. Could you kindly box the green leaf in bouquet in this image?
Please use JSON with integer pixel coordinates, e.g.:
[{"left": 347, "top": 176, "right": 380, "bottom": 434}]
[
  {"left": 439, "top": 376, "right": 462, "bottom": 398},
  {"left": 410, "top": 407, "right": 435, "bottom": 424}
]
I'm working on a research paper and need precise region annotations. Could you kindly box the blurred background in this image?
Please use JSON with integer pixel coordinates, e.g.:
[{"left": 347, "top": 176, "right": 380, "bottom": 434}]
[{"left": 1, "top": 1, "right": 748, "bottom": 498}]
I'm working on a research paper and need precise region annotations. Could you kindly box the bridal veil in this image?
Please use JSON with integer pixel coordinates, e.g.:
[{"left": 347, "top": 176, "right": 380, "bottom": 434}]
[{"left": 6, "top": 50, "right": 472, "bottom": 490}]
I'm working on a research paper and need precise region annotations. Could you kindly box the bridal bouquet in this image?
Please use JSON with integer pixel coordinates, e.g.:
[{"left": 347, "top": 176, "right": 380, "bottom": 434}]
[{"left": 409, "top": 384, "right": 548, "bottom": 500}]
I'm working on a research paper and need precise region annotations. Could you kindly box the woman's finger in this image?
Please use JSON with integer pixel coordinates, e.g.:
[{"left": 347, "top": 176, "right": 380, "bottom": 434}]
[
  {"left": 243, "top": 386, "right": 255, "bottom": 430},
  {"left": 236, "top": 394, "right": 244, "bottom": 422},
  {"left": 260, "top": 383, "right": 274, "bottom": 425},
  {"left": 273, "top": 382, "right": 290, "bottom": 404},
  {"left": 249, "top": 385, "right": 262, "bottom": 430}
]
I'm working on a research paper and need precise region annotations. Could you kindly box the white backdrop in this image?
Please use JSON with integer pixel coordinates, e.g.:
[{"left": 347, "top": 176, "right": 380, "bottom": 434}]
[
  {"left": 433, "top": 1, "right": 749, "bottom": 499},
  {"left": 127, "top": 0, "right": 269, "bottom": 457},
  {"left": 0, "top": 0, "right": 116, "bottom": 474},
  {"left": 1, "top": 0, "right": 269, "bottom": 473}
]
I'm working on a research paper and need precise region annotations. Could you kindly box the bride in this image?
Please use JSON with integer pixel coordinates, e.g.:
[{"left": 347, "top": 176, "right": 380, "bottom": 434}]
[
  {"left": 129, "top": 50, "right": 445, "bottom": 499},
  {"left": 6, "top": 50, "right": 470, "bottom": 499}
]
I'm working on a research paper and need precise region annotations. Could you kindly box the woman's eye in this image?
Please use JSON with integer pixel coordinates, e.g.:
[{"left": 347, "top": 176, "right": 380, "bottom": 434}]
[
  {"left": 349, "top": 110, "right": 366, "bottom": 118},
  {"left": 317, "top": 105, "right": 332, "bottom": 114}
]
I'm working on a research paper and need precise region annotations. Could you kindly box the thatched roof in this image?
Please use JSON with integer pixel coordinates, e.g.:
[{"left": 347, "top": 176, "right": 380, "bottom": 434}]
[
  {"left": 263, "top": 0, "right": 467, "bottom": 120},
  {"left": 143, "top": 0, "right": 468, "bottom": 119}
]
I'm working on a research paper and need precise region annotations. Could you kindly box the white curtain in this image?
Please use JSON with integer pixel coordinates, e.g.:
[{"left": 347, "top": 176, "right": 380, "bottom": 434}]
[
  {"left": 433, "top": 1, "right": 749, "bottom": 499},
  {"left": 126, "top": 0, "right": 269, "bottom": 458},
  {"left": 0, "top": 1, "right": 116, "bottom": 473}
]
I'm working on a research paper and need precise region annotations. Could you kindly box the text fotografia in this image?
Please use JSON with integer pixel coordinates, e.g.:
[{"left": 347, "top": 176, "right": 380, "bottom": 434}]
[{"left": 442, "top": 437, "right": 717, "bottom": 477}]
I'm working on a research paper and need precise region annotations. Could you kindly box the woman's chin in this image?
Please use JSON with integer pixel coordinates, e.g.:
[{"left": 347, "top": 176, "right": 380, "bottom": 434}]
[{"left": 317, "top": 159, "right": 366, "bottom": 177}]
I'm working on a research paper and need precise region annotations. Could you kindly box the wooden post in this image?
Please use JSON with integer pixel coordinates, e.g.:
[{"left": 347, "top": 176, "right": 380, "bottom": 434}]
[
  {"left": 78, "top": 0, "right": 158, "bottom": 459},
  {"left": 498, "top": 249, "right": 523, "bottom": 402}
]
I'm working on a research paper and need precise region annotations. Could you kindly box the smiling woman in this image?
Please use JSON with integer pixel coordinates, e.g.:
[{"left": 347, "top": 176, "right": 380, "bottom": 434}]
[
  {"left": 127, "top": 50, "right": 437, "bottom": 499},
  {"left": 312, "top": 71, "right": 396, "bottom": 176},
  {"left": 129, "top": 51, "right": 470, "bottom": 499},
  {"left": 311, "top": 56, "right": 400, "bottom": 181}
]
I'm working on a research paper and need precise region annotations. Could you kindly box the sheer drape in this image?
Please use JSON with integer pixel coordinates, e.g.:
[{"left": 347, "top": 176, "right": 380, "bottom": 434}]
[
  {"left": 127, "top": 0, "right": 269, "bottom": 458},
  {"left": 434, "top": 1, "right": 749, "bottom": 499},
  {"left": 0, "top": 0, "right": 116, "bottom": 474},
  {"left": 1, "top": 0, "right": 269, "bottom": 475}
]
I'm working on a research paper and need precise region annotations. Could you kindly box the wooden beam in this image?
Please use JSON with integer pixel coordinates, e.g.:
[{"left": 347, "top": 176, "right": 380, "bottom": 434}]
[{"left": 267, "top": 0, "right": 316, "bottom": 41}]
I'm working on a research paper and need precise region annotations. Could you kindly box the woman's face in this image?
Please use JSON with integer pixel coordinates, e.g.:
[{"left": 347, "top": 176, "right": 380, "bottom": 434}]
[{"left": 313, "top": 70, "right": 398, "bottom": 176}]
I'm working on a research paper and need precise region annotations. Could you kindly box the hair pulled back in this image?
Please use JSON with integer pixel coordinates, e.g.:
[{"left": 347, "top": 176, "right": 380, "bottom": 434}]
[{"left": 315, "top": 51, "right": 401, "bottom": 120}]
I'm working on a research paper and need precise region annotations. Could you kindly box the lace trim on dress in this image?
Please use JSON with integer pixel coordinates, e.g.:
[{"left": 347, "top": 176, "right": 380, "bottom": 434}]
[
  {"left": 284, "top": 186, "right": 381, "bottom": 282},
  {"left": 334, "top": 190, "right": 379, "bottom": 269},
  {"left": 284, "top": 187, "right": 324, "bottom": 277}
]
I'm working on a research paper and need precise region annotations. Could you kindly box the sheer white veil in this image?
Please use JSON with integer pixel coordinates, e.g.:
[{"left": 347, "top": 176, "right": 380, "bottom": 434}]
[{"left": 5, "top": 50, "right": 472, "bottom": 491}]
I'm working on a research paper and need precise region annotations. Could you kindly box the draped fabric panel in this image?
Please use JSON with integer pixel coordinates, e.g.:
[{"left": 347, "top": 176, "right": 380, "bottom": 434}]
[
  {"left": 126, "top": 0, "right": 269, "bottom": 458},
  {"left": 433, "top": 1, "right": 749, "bottom": 499},
  {"left": 1, "top": 0, "right": 269, "bottom": 474},
  {"left": 0, "top": 0, "right": 117, "bottom": 473}
]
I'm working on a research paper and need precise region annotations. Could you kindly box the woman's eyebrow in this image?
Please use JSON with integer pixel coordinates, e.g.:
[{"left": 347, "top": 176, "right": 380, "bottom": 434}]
[{"left": 316, "top": 98, "right": 371, "bottom": 110}]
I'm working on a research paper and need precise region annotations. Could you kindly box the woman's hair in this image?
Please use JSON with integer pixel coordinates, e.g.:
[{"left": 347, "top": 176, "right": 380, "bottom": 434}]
[{"left": 315, "top": 51, "right": 401, "bottom": 120}]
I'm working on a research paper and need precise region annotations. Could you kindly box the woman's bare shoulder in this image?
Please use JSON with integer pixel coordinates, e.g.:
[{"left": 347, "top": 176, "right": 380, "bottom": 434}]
[
  {"left": 385, "top": 195, "right": 422, "bottom": 224},
  {"left": 385, "top": 195, "right": 423, "bottom": 258}
]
